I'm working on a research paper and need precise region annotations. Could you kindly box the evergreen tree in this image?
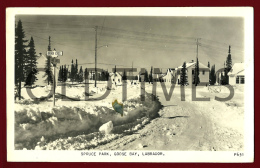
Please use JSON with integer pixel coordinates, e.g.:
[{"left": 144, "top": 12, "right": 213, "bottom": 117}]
[
  {"left": 220, "top": 72, "right": 224, "bottom": 85},
  {"left": 226, "top": 45, "right": 232, "bottom": 72},
  {"left": 100, "top": 70, "right": 106, "bottom": 81},
  {"left": 63, "top": 65, "right": 67, "bottom": 82},
  {"left": 193, "top": 58, "right": 200, "bottom": 86},
  {"left": 43, "top": 56, "right": 53, "bottom": 85},
  {"left": 70, "top": 59, "right": 74, "bottom": 83},
  {"left": 78, "top": 66, "right": 83, "bottom": 83},
  {"left": 24, "top": 37, "right": 38, "bottom": 86},
  {"left": 209, "top": 65, "right": 216, "bottom": 85},
  {"left": 58, "top": 66, "right": 62, "bottom": 81},
  {"left": 48, "top": 36, "right": 51, "bottom": 51},
  {"left": 149, "top": 66, "right": 153, "bottom": 83},
  {"left": 15, "top": 19, "right": 28, "bottom": 99},
  {"left": 114, "top": 65, "right": 117, "bottom": 73},
  {"left": 223, "top": 68, "right": 229, "bottom": 85},
  {"left": 224, "top": 45, "right": 232, "bottom": 85},
  {"left": 144, "top": 70, "right": 149, "bottom": 82},
  {"left": 135, "top": 75, "right": 138, "bottom": 80},
  {"left": 75, "top": 59, "right": 79, "bottom": 82},
  {"left": 122, "top": 70, "right": 127, "bottom": 80},
  {"left": 61, "top": 65, "right": 64, "bottom": 82},
  {"left": 43, "top": 36, "right": 53, "bottom": 85},
  {"left": 180, "top": 62, "right": 188, "bottom": 86},
  {"left": 84, "top": 68, "right": 89, "bottom": 83},
  {"left": 105, "top": 70, "right": 109, "bottom": 81}
]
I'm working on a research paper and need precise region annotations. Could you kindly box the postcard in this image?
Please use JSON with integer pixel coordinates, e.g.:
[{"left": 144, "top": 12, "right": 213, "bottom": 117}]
[{"left": 6, "top": 7, "right": 254, "bottom": 162}]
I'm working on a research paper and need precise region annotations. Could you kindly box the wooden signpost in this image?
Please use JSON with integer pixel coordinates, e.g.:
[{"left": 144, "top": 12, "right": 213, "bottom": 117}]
[{"left": 47, "top": 49, "right": 63, "bottom": 106}]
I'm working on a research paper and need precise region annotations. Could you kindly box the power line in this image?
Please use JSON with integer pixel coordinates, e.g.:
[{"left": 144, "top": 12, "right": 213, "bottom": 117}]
[{"left": 19, "top": 20, "right": 244, "bottom": 51}]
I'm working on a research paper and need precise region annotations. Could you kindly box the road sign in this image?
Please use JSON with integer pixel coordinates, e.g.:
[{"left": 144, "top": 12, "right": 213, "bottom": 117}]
[
  {"left": 47, "top": 51, "right": 63, "bottom": 57},
  {"left": 46, "top": 49, "right": 63, "bottom": 107}
]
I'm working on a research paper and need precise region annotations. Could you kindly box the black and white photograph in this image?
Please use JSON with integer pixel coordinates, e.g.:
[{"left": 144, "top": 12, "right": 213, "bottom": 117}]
[{"left": 6, "top": 8, "right": 254, "bottom": 162}]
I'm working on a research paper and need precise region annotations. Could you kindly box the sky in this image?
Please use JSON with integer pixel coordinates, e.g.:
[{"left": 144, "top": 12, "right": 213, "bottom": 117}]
[{"left": 16, "top": 15, "right": 244, "bottom": 74}]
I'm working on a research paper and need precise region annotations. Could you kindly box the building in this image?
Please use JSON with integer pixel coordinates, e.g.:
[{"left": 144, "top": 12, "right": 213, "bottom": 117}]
[
  {"left": 161, "top": 68, "right": 176, "bottom": 83},
  {"left": 34, "top": 53, "right": 59, "bottom": 86},
  {"left": 228, "top": 63, "right": 245, "bottom": 85},
  {"left": 176, "top": 60, "right": 210, "bottom": 86},
  {"left": 110, "top": 72, "right": 122, "bottom": 85}
]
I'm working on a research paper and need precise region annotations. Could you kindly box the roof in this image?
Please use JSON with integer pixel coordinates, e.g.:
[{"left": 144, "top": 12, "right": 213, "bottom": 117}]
[
  {"left": 177, "top": 61, "right": 209, "bottom": 70},
  {"left": 109, "top": 72, "right": 122, "bottom": 77},
  {"left": 228, "top": 63, "right": 244, "bottom": 76}
]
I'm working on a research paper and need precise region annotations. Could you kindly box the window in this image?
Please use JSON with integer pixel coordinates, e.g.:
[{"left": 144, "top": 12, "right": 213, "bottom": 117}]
[
  {"left": 236, "top": 76, "right": 239, "bottom": 84},
  {"left": 202, "top": 70, "right": 205, "bottom": 75},
  {"left": 192, "top": 70, "right": 194, "bottom": 75},
  {"left": 240, "top": 76, "right": 245, "bottom": 84}
]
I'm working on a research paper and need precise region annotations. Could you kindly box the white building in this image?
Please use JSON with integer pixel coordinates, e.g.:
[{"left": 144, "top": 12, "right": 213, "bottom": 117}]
[
  {"left": 228, "top": 63, "right": 245, "bottom": 85},
  {"left": 161, "top": 68, "right": 176, "bottom": 83},
  {"left": 110, "top": 72, "right": 122, "bottom": 85},
  {"left": 35, "top": 53, "right": 59, "bottom": 86},
  {"left": 175, "top": 60, "right": 210, "bottom": 86}
]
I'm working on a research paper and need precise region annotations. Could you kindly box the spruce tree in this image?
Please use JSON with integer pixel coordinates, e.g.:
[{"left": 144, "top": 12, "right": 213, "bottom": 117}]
[
  {"left": 15, "top": 19, "right": 28, "bottom": 99},
  {"left": 193, "top": 58, "right": 200, "bottom": 86},
  {"left": 24, "top": 37, "right": 38, "bottom": 86},
  {"left": 106, "top": 71, "right": 109, "bottom": 81},
  {"left": 144, "top": 70, "right": 149, "bottom": 82},
  {"left": 58, "top": 66, "right": 62, "bottom": 81},
  {"left": 70, "top": 59, "right": 74, "bottom": 83},
  {"left": 224, "top": 45, "right": 232, "bottom": 84},
  {"left": 75, "top": 59, "right": 79, "bottom": 82},
  {"left": 78, "top": 66, "right": 83, "bottom": 83},
  {"left": 209, "top": 65, "right": 216, "bottom": 85},
  {"left": 221, "top": 72, "right": 224, "bottom": 85},
  {"left": 63, "top": 65, "right": 67, "bottom": 82},
  {"left": 43, "top": 56, "right": 53, "bottom": 85},
  {"left": 43, "top": 36, "right": 53, "bottom": 85},
  {"left": 149, "top": 66, "right": 153, "bottom": 83},
  {"left": 48, "top": 36, "right": 51, "bottom": 51},
  {"left": 61, "top": 65, "right": 64, "bottom": 82},
  {"left": 122, "top": 70, "right": 127, "bottom": 80},
  {"left": 84, "top": 68, "right": 89, "bottom": 83},
  {"left": 226, "top": 45, "right": 232, "bottom": 72},
  {"left": 180, "top": 62, "right": 188, "bottom": 86}
]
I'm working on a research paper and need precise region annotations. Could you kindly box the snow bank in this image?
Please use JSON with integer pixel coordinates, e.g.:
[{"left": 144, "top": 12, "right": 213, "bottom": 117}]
[{"left": 15, "top": 92, "right": 162, "bottom": 150}]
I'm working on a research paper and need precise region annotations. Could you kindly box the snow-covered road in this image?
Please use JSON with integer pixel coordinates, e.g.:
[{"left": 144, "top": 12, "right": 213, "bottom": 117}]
[{"left": 95, "top": 84, "right": 244, "bottom": 151}]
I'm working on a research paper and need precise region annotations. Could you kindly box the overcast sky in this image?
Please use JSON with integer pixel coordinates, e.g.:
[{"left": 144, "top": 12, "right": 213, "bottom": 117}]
[{"left": 16, "top": 15, "right": 244, "bottom": 73}]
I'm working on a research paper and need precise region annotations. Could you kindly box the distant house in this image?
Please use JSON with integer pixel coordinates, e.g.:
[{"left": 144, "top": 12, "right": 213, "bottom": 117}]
[
  {"left": 228, "top": 63, "right": 245, "bottom": 85},
  {"left": 34, "top": 53, "right": 59, "bottom": 86},
  {"left": 161, "top": 68, "right": 176, "bottom": 83},
  {"left": 110, "top": 72, "right": 122, "bottom": 85},
  {"left": 176, "top": 60, "right": 210, "bottom": 86}
]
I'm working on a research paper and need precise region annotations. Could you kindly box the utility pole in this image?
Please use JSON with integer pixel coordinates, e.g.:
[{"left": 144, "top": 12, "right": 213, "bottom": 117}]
[
  {"left": 196, "top": 38, "right": 199, "bottom": 59},
  {"left": 195, "top": 38, "right": 201, "bottom": 86},
  {"left": 95, "top": 26, "right": 98, "bottom": 87},
  {"left": 47, "top": 49, "right": 63, "bottom": 107}
]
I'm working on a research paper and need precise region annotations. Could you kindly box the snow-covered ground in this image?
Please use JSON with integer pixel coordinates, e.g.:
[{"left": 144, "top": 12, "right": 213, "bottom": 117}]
[
  {"left": 14, "top": 82, "right": 244, "bottom": 151},
  {"left": 15, "top": 81, "right": 162, "bottom": 150}
]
